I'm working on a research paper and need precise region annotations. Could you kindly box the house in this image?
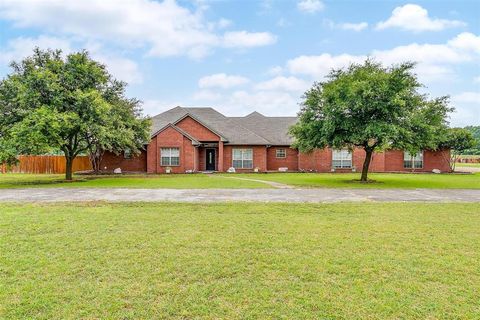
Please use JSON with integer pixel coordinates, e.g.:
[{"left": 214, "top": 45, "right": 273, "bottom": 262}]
[{"left": 100, "top": 106, "right": 451, "bottom": 173}]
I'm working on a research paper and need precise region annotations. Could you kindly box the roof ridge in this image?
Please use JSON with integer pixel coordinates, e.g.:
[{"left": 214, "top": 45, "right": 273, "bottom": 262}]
[{"left": 245, "top": 111, "right": 265, "bottom": 117}]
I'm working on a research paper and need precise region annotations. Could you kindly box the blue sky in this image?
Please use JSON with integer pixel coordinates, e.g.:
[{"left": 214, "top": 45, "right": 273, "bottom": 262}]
[{"left": 0, "top": 0, "right": 479, "bottom": 126}]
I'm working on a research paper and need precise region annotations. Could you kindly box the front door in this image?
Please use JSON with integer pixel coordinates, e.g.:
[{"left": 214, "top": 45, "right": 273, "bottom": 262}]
[{"left": 206, "top": 149, "right": 216, "bottom": 171}]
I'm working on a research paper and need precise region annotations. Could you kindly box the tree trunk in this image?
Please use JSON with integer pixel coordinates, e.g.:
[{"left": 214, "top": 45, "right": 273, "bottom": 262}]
[
  {"left": 65, "top": 155, "right": 74, "bottom": 181},
  {"left": 360, "top": 148, "right": 374, "bottom": 182},
  {"left": 88, "top": 143, "right": 104, "bottom": 174},
  {"left": 89, "top": 152, "right": 100, "bottom": 174}
]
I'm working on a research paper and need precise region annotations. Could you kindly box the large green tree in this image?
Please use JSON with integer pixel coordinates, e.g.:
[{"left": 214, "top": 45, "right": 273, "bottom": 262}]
[
  {"left": 290, "top": 60, "right": 452, "bottom": 182},
  {"left": 462, "top": 126, "right": 480, "bottom": 155},
  {"left": 438, "top": 128, "right": 476, "bottom": 170},
  {"left": 0, "top": 48, "right": 150, "bottom": 180}
]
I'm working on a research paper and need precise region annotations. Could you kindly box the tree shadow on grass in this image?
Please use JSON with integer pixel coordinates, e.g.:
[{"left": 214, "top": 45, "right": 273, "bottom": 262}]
[
  {"left": 2, "top": 176, "right": 97, "bottom": 187},
  {"left": 344, "top": 179, "right": 385, "bottom": 186}
]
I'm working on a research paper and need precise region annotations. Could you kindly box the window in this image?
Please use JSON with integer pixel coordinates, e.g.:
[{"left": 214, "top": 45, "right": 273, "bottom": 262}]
[
  {"left": 124, "top": 148, "right": 132, "bottom": 159},
  {"left": 232, "top": 148, "right": 253, "bottom": 169},
  {"left": 160, "top": 148, "right": 180, "bottom": 166},
  {"left": 404, "top": 151, "right": 423, "bottom": 169},
  {"left": 276, "top": 148, "right": 286, "bottom": 158},
  {"left": 332, "top": 149, "right": 352, "bottom": 168}
]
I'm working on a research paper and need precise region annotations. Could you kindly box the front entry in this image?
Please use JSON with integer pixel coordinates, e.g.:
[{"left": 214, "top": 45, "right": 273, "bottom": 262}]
[{"left": 206, "top": 148, "right": 216, "bottom": 171}]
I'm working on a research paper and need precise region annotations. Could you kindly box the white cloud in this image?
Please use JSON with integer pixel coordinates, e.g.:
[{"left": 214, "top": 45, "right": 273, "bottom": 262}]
[
  {"left": 92, "top": 53, "right": 143, "bottom": 84},
  {"left": 0, "top": 0, "right": 276, "bottom": 59},
  {"left": 287, "top": 33, "right": 480, "bottom": 83},
  {"left": 0, "top": 35, "right": 72, "bottom": 64},
  {"left": 287, "top": 53, "right": 367, "bottom": 78},
  {"left": 297, "top": 0, "right": 324, "bottom": 13},
  {"left": 198, "top": 73, "right": 249, "bottom": 89},
  {"left": 340, "top": 22, "right": 368, "bottom": 32},
  {"left": 0, "top": 36, "right": 142, "bottom": 84},
  {"left": 474, "top": 76, "right": 480, "bottom": 84},
  {"left": 372, "top": 43, "right": 469, "bottom": 65},
  {"left": 451, "top": 92, "right": 480, "bottom": 126},
  {"left": 222, "top": 31, "right": 277, "bottom": 48},
  {"left": 376, "top": 4, "right": 466, "bottom": 32},
  {"left": 255, "top": 76, "right": 310, "bottom": 92},
  {"left": 448, "top": 32, "right": 480, "bottom": 54}
]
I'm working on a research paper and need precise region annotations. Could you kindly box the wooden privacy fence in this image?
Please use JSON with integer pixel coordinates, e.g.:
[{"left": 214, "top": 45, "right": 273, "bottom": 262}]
[{"left": 1, "top": 156, "right": 92, "bottom": 174}]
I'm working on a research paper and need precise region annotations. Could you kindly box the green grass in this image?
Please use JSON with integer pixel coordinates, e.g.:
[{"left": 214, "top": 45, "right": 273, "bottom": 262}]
[
  {"left": 1, "top": 202, "right": 479, "bottom": 319},
  {"left": 234, "top": 172, "right": 480, "bottom": 189},
  {"left": 456, "top": 163, "right": 480, "bottom": 168},
  {"left": 458, "top": 155, "right": 480, "bottom": 159},
  {"left": 2, "top": 171, "right": 479, "bottom": 189},
  {"left": 0, "top": 173, "right": 269, "bottom": 189}
]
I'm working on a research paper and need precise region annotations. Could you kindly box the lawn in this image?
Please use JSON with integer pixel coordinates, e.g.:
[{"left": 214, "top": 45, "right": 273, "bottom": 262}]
[
  {"left": 456, "top": 163, "right": 480, "bottom": 168},
  {"left": 0, "top": 173, "right": 269, "bottom": 189},
  {"left": 235, "top": 172, "right": 480, "bottom": 189},
  {"left": 1, "top": 202, "right": 479, "bottom": 319},
  {"left": 1, "top": 172, "right": 479, "bottom": 189}
]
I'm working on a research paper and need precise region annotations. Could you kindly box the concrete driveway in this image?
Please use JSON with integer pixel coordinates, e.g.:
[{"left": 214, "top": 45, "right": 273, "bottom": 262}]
[{"left": 1, "top": 187, "right": 479, "bottom": 203}]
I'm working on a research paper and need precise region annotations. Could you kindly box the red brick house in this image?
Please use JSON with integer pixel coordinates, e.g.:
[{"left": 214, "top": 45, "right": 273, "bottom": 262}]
[{"left": 101, "top": 106, "right": 451, "bottom": 173}]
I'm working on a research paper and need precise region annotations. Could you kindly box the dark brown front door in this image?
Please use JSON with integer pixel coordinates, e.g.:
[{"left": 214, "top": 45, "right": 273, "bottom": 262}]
[{"left": 206, "top": 149, "right": 216, "bottom": 171}]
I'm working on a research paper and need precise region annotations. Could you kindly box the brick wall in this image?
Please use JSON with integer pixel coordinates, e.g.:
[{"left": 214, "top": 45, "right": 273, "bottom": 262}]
[
  {"left": 147, "top": 126, "right": 196, "bottom": 173},
  {"left": 223, "top": 145, "right": 267, "bottom": 172},
  {"left": 353, "top": 149, "right": 386, "bottom": 172},
  {"left": 101, "top": 150, "right": 147, "bottom": 172},
  {"left": 298, "top": 148, "right": 332, "bottom": 172},
  {"left": 297, "top": 148, "right": 450, "bottom": 173},
  {"left": 424, "top": 149, "right": 450, "bottom": 172},
  {"left": 266, "top": 146, "right": 299, "bottom": 171},
  {"left": 176, "top": 116, "right": 220, "bottom": 141},
  {"left": 384, "top": 149, "right": 451, "bottom": 172}
]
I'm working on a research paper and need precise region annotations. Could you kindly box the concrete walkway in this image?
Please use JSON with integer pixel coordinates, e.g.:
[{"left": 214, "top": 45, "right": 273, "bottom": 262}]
[{"left": 1, "top": 188, "right": 479, "bottom": 203}]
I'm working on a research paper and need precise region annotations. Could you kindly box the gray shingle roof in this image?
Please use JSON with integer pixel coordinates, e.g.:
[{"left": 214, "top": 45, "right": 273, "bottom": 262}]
[{"left": 150, "top": 106, "right": 297, "bottom": 145}]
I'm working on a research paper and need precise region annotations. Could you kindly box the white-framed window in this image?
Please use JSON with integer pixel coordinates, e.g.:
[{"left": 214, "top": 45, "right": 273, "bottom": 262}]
[
  {"left": 232, "top": 148, "right": 253, "bottom": 169},
  {"left": 124, "top": 148, "right": 132, "bottom": 159},
  {"left": 276, "top": 148, "right": 286, "bottom": 158},
  {"left": 160, "top": 147, "right": 180, "bottom": 166},
  {"left": 404, "top": 151, "right": 423, "bottom": 169},
  {"left": 332, "top": 149, "right": 352, "bottom": 168}
]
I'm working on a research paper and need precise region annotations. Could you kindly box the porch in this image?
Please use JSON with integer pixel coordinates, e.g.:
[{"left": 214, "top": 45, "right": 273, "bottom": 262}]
[{"left": 196, "top": 142, "right": 224, "bottom": 172}]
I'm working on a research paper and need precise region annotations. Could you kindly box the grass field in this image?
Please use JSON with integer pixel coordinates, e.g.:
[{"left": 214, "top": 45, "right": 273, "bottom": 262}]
[
  {"left": 456, "top": 163, "right": 480, "bottom": 168},
  {"left": 1, "top": 172, "right": 479, "bottom": 189},
  {"left": 1, "top": 202, "right": 478, "bottom": 319},
  {"left": 0, "top": 173, "right": 269, "bottom": 189},
  {"left": 236, "top": 172, "right": 480, "bottom": 189}
]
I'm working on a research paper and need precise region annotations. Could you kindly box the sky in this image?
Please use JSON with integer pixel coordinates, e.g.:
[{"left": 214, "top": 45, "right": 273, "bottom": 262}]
[{"left": 0, "top": 0, "right": 479, "bottom": 126}]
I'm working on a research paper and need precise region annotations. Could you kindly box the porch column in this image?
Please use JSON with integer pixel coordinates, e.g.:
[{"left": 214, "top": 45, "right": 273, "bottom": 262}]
[{"left": 218, "top": 141, "right": 224, "bottom": 172}]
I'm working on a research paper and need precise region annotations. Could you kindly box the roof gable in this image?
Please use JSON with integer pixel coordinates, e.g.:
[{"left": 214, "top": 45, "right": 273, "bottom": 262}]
[
  {"left": 151, "top": 123, "right": 201, "bottom": 145},
  {"left": 173, "top": 114, "right": 227, "bottom": 141},
  {"left": 150, "top": 106, "right": 297, "bottom": 145}
]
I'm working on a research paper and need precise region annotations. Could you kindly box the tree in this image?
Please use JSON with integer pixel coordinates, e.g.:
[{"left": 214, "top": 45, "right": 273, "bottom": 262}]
[
  {"left": 86, "top": 96, "right": 150, "bottom": 174},
  {"left": 438, "top": 128, "right": 476, "bottom": 171},
  {"left": 462, "top": 126, "right": 480, "bottom": 155},
  {"left": 0, "top": 48, "right": 150, "bottom": 180},
  {"left": 290, "top": 59, "right": 452, "bottom": 182}
]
